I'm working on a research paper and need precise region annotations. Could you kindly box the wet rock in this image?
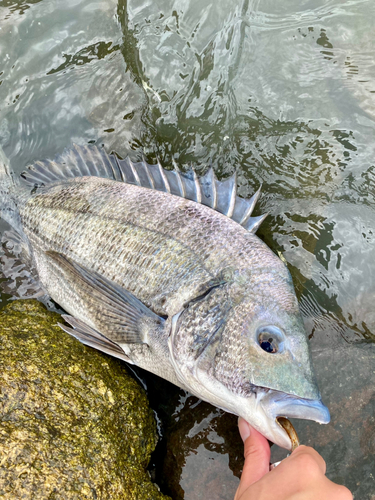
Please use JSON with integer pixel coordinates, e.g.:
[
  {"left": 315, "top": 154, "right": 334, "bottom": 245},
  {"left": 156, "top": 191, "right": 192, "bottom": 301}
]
[{"left": 0, "top": 300, "right": 167, "bottom": 500}]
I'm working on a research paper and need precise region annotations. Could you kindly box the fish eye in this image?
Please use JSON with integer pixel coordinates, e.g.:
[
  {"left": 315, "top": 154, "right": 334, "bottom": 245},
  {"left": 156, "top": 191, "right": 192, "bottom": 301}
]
[{"left": 256, "top": 326, "right": 285, "bottom": 354}]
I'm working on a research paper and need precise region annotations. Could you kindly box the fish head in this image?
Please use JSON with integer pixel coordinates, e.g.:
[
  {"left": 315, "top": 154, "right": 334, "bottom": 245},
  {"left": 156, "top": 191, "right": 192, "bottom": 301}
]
[{"left": 169, "top": 260, "right": 330, "bottom": 450}]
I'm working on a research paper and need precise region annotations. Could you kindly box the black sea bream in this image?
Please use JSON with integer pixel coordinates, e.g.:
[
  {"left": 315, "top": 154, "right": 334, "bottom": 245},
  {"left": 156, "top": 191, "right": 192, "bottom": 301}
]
[{"left": 0, "top": 145, "right": 329, "bottom": 449}]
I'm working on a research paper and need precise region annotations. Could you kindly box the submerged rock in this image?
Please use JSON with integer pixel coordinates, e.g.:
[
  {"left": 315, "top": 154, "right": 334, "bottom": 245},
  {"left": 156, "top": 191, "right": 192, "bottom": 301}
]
[{"left": 0, "top": 299, "right": 167, "bottom": 500}]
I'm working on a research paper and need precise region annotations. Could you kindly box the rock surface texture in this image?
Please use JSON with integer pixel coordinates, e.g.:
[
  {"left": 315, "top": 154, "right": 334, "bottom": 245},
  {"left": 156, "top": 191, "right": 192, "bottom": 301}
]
[{"left": 0, "top": 299, "right": 167, "bottom": 500}]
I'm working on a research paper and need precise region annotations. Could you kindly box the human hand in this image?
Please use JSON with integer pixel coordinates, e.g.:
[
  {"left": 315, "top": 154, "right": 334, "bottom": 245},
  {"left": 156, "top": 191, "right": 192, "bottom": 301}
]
[{"left": 235, "top": 418, "right": 353, "bottom": 500}]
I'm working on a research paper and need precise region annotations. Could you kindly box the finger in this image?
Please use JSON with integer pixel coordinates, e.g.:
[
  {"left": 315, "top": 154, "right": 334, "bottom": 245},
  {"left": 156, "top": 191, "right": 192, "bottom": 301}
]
[
  {"left": 290, "top": 445, "right": 327, "bottom": 475},
  {"left": 252, "top": 445, "right": 328, "bottom": 499},
  {"left": 235, "top": 418, "right": 271, "bottom": 500},
  {"left": 243, "top": 446, "right": 328, "bottom": 500}
]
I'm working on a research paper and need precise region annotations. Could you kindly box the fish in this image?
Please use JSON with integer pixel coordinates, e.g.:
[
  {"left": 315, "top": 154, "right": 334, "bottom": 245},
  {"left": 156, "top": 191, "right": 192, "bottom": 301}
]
[{"left": 0, "top": 144, "right": 330, "bottom": 450}]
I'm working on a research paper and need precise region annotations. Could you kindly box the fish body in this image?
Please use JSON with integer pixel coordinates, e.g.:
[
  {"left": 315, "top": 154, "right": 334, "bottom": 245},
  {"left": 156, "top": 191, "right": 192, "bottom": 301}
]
[{"left": 0, "top": 145, "right": 329, "bottom": 449}]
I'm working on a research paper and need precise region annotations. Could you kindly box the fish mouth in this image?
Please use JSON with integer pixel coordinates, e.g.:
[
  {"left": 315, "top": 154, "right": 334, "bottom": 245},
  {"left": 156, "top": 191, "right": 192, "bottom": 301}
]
[{"left": 258, "top": 390, "right": 330, "bottom": 450}]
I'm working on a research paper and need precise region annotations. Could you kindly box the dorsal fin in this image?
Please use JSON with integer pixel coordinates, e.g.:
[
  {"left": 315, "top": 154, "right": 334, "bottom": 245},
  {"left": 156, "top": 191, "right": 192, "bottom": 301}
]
[
  {"left": 21, "top": 144, "right": 267, "bottom": 233},
  {"left": 21, "top": 144, "right": 123, "bottom": 187}
]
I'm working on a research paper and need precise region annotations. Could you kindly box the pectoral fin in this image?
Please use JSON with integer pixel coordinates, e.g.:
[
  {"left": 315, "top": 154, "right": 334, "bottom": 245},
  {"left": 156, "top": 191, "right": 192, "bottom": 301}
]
[{"left": 46, "top": 251, "right": 165, "bottom": 345}]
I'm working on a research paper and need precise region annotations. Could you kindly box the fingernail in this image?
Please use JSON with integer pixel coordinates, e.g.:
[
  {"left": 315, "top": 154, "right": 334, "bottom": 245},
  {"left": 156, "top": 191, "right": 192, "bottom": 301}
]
[
  {"left": 238, "top": 417, "right": 251, "bottom": 442},
  {"left": 269, "top": 461, "right": 281, "bottom": 470}
]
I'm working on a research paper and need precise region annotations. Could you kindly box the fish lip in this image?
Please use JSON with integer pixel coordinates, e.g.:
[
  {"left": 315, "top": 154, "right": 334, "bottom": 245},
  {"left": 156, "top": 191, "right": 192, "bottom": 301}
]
[
  {"left": 262, "top": 390, "right": 330, "bottom": 424},
  {"left": 257, "top": 389, "right": 330, "bottom": 450}
]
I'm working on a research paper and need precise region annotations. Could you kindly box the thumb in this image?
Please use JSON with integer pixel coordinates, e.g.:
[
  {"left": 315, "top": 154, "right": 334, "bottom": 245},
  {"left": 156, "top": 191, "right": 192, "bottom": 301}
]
[{"left": 235, "top": 418, "right": 271, "bottom": 500}]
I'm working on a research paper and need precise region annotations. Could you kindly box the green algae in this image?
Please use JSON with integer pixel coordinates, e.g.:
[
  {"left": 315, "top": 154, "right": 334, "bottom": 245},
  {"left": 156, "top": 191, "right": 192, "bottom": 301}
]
[{"left": 0, "top": 299, "right": 167, "bottom": 500}]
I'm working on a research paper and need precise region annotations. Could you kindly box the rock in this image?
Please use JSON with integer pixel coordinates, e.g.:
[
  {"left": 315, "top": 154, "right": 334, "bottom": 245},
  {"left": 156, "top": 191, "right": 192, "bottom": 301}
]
[{"left": 0, "top": 299, "right": 168, "bottom": 500}]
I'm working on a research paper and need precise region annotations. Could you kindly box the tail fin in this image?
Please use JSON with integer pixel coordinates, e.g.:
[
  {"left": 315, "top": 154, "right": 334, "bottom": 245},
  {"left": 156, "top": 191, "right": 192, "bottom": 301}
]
[{"left": 0, "top": 147, "right": 23, "bottom": 233}]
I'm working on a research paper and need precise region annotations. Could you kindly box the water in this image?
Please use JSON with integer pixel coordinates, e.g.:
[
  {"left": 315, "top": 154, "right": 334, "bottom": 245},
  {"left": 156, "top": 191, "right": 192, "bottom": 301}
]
[{"left": 1, "top": 0, "right": 375, "bottom": 497}]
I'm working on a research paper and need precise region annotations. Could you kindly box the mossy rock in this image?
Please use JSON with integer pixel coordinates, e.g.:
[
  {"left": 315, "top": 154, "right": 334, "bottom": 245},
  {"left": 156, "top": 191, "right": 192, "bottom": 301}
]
[{"left": 0, "top": 299, "right": 167, "bottom": 500}]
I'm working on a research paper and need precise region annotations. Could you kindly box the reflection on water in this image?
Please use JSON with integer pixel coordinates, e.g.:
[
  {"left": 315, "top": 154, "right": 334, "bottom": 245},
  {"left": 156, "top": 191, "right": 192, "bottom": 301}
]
[
  {"left": 1, "top": 0, "right": 375, "bottom": 498},
  {"left": 162, "top": 395, "right": 241, "bottom": 499}
]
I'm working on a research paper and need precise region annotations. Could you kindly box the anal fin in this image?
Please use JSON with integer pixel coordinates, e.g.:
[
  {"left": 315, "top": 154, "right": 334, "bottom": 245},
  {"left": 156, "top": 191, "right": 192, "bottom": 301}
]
[{"left": 59, "top": 315, "right": 133, "bottom": 364}]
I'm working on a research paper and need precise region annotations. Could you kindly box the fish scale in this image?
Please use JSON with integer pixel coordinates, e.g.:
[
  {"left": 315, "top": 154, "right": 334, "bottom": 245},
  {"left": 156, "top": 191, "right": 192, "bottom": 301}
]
[
  {"left": 21, "top": 177, "right": 274, "bottom": 308},
  {"left": 21, "top": 179, "right": 220, "bottom": 317}
]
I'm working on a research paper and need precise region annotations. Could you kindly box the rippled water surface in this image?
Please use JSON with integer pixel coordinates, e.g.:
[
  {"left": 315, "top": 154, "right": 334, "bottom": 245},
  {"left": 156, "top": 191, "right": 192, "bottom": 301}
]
[{"left": 1, "top": 0, "right": 375, "bottom": 498}]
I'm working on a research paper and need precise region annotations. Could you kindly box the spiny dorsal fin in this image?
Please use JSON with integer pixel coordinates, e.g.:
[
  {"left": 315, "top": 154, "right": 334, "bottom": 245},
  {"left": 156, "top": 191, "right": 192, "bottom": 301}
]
[
  {"left": 21, "top": 144, "right": 267, "bottom": 233},
  {"left": 21, "top": 144, "right": 122, "bottom": 187}
]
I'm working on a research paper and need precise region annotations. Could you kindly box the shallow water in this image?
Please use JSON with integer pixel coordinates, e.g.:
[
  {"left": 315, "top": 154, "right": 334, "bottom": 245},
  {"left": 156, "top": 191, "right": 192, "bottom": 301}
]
[{"left": 1, "top": 0, "right": 375, "bottom": 498}]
